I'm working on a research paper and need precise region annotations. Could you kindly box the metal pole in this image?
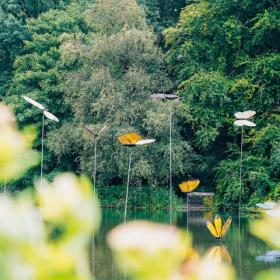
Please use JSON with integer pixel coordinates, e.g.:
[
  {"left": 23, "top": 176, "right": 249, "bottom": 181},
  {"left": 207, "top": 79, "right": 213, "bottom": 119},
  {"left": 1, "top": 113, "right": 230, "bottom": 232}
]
[
  {"left": 91, "top": 236, "right": 95, "bottom": 279},
  {"left": 187, "top": 193, "right": 189, "bottom": 233},
  {"left": 91, "top": 137, "right": 98, "bottom": 278},
  {"left": 237, "top": 126, "right": 244, "bottom": 279},
  {"left": 40, "top": 112, "right": 45, "bottom": 188},
  {"left": 124, "top": 150, "right": 132, "bottom": 223},
  {"left": 169, "top": 105, "right": 172, "bottom": 224},
  {"left": 239, "top": 126, "right": 244, "bottom": 216},
  {"left": 93, "top": 138, "right": 97, "bottom": 197},
  {"left": 238, "top": 217, "right": 242, "bottom": 279},
  {"left": 4, "top": 176, "right": 7, "bottom": 195}
]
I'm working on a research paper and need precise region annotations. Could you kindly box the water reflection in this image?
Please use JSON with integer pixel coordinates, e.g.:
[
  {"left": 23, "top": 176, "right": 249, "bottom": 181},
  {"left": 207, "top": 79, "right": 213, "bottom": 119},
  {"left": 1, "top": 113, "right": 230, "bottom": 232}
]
[
  {"left": 94, "top": 208, "right": 280, "bottom": 280},
  {"left": 205, "top": 245, "right": 232, "bottom": 263}
]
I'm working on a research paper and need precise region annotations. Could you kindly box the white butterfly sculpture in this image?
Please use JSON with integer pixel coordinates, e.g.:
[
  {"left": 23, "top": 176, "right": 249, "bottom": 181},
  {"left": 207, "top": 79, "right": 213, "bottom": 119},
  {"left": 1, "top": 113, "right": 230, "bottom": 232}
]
[
  {"left": 233, "top": 110, "right": 256, "bottom": 213},
  {"left": 234, "top": 110, "right": 256, "bottom": 127},
  {"left": 234, "top": 110, "right": 256, "bottom": 120},
  {"left": 22, "top": 96, "right": 59, "bottom": 122},
  {"left": 22, "top": 95, "right": 59, "bottom": 188},
  {"left": 151, "top": 93, "right": 179, "bottom": 100},
  {"left": 256, "top": 201, "right": 277, "bottom": 210},
  {"left": 256, "top": 201, "right": 280, "bottom": 217}
]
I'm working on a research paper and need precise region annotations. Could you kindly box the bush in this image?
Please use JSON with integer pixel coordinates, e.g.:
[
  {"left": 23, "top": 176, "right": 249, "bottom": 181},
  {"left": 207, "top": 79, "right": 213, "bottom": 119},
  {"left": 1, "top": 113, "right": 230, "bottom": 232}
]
[{"left": 97, "top": 185, "right": 184, "bottom": 210}]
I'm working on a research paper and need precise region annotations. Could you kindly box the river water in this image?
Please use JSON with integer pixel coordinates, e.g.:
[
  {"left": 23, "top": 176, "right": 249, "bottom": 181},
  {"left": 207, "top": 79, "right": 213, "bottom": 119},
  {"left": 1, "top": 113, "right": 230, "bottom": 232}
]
[{"left": 93, "top": 208, "right": 280, "bottom": 280}]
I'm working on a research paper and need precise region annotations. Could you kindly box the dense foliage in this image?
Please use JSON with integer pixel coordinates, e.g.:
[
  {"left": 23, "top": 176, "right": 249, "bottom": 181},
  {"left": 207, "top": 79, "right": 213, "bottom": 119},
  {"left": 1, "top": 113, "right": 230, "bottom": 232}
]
[
  {"left": 5, "top": 1, "right": 93, "bottom": 187},
  {"left": 164, "top": 0, "right": 280, "bottom": 208},
  {"left": 47, "top": 0, "right": 197, "bottom": 190},
  {"left": 1, "top": 0, "right": 279, "bottom": 209},
  {"left": 0, "top": 0, "right": 76, "bottom": 99}
]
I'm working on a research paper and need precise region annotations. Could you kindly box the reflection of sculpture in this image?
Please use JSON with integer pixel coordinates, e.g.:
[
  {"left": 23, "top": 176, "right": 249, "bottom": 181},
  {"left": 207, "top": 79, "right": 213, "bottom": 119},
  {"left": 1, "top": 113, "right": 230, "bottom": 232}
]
[
  {"left": 205, "top": 245, "right": 232, "bottom": 263},
  {"left": 117, "top": 132, "right": 155, "bottom": 223}
]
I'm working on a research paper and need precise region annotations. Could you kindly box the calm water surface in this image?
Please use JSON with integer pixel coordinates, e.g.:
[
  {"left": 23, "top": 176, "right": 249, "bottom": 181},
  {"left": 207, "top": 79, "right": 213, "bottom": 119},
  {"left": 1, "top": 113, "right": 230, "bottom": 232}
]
[{"left": 94, "top": 208, "right": 280, "bottom": 280}]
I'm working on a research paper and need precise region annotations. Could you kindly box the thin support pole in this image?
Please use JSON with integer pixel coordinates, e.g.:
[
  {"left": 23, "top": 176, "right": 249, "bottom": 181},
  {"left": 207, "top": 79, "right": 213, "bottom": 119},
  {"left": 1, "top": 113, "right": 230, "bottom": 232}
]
[
  {"left": 93, "top": 138, "right": 97, "bottom": 197},
  {"left": 124, "top": 150, "right": 132, "bottom": 223},
  {"left": 239, "top": 126, "right": 244, "bottom": 217},
  {"left": 237, "top": 126, "right": 244, "bottom": 279},
  {"left": 187, "top": 193, "right": 189, "bottom": 233},
  {"left": 238, "top": 216, "right": 242, "bottom": 279},
  {"left": 40, "top": 113, "right": 45, "bottom": 188},
  {"left": 4, "top": 176, "right": 7, "bottom": 196},
  {"left": 91, "top": 138, "right": 97, "bottom": 278},
  {"left": 169, "top": 105, "right": 173, "bottom": 224},
  {"left": 91, "top": 236, "right": 95, "bottom": 278}
]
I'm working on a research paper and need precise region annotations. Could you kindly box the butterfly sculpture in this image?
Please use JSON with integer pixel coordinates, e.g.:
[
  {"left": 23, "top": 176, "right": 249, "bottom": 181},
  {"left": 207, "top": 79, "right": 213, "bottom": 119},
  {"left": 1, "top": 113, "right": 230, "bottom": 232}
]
[
  {"left": 22, "top": 95, "right": 59, "bottom": 122},
  {"left": 234, "top": 110, "right": 256, "bottom": 120},
  {"left": 83, "top": 124, "right": 108, "bottom": 139},
  {"left": 233, "top": 110, "right": 256, "bottom": 213},
  {"left": 206, "top": 215, "right": 232, "bottom": 240},
  {"left": 151, "top": 93, "right": 179, "bottom": 100},
  {"left": 22, "top": 95, "right": 59, "bottom": 188},
  {"left": 234, "top": 110, "right": 256, "bottom": 127},
  {"left": 83, "top": 124, "right": 109, "bottom": 197},
  {"left": 179, "top": 180, "right": 200, "bottom": 231},
  {"left": 256, "top": 201, "right": 277, "bottom": 210},
  {"left": 117, "top": 132, "right": 155, "bottom": 223},
  {"left": 256, "top": 201, "right": 280, "bottom": 217},
  {"left": 117, "top": 132, "right": 155, "bottom": 147},
  {"left": 179, "top": 179, "right": 200, "bottom": 193}
]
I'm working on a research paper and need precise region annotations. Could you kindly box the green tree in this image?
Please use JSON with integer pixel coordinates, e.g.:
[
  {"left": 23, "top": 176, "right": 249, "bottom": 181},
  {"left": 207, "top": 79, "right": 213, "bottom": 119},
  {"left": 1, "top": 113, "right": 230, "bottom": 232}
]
[
  {"left": 0, "top": 0, "right": 77, "bottom": 99},
  {"left": 48, "top": 0, "right": 197, "bottom": 192},
  {"left": 138, "top": 0, "right": 188, "bottom": 35},
  {"left": 5, "top": 2, "right": 93, "bottom": 187},
  {"left": 0, "top": 9, "right": 30, "bottom": 100},
  {"left": 164, "top": 0, "right": 280, "bottom": 208},
  {"left": 0, "top": 0, "right": 72, "bottom": 19}
]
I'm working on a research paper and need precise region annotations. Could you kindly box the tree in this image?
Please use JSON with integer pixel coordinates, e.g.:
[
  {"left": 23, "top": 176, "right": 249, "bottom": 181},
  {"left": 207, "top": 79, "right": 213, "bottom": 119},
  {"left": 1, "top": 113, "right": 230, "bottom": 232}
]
[
  {"left": 0, "top": 9, "right": 30, "bottom": 100},
  {"left": 0, "top": 0, "right": 71, "bottom": 19},
  {"left": 48, "top": 0, "right": 197, "bottom": 190},
  {"left": 164, "top": 0, "right": 280, "bottom": 208},
  {"left": 0, "top": 0, "right": 79, "bottom": 100},
  {"left": 5, "top": 1, "right": 93, "bottom": 186},
  {"left": 138, "top": 0, "right": 188, "bottom": 35}
]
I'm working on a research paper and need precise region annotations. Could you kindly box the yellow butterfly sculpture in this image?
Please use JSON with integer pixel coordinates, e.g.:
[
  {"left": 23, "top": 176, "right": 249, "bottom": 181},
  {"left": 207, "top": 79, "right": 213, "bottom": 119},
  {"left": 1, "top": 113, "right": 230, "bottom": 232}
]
[
  {"left": 179, "top": 179, "right": 200, "bottom": 193},
  {"left": 117, "top": 132, "right": 155, "bottom": 147},
  {"left": 206, "top": 215, "right": 232, "bottom": 240},
  {"left": 117, "top": 132, "right": 142, "bottom": 146}
]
